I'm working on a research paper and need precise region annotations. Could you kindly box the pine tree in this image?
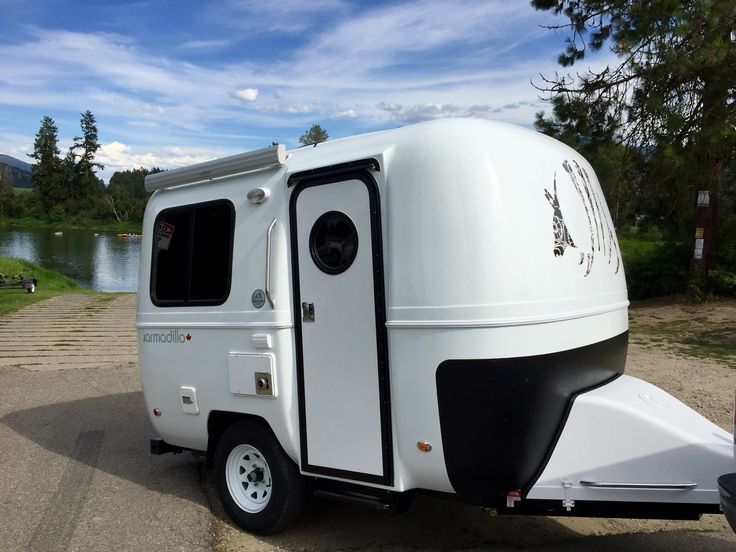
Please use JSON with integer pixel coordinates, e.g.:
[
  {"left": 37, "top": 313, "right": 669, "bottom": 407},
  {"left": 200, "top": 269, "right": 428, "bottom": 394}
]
[
  {"left": 28, "top": 116, "right": 65, "bottom": 215},
  {"left": 532, "top": 0, "right": 736, "bottom": 294},
  {"left": 0, "top": 173, "right": 12, "bottom": 216},
  {"left": 298, "top": 124, "right": 329, "bottom": 145},
  {"left": 71, "top": 110, "right": 104, "bottom": 208}
]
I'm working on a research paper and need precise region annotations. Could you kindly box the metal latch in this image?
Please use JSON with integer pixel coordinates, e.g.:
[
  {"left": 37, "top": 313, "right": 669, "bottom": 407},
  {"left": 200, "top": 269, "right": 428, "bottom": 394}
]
[
  {"left": 255, "top": 372, "right": 273, "bottom": 396},
  {"left": 561, "top": 479, "right": 575, "bottom": 511},
  {"left": 302, "top": 302, "right": 315, "bottom": 322}
]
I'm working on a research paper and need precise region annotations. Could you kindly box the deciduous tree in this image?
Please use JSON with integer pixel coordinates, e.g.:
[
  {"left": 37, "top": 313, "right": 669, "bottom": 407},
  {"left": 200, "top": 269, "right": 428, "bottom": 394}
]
[{"left": 105, "top": 167, "right": 159, "bottom": 221}]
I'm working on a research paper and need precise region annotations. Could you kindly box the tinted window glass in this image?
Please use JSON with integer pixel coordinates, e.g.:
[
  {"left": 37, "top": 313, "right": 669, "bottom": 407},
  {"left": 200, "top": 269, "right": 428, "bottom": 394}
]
[
  {"left": 154, "top": 210, "right": 191, "bottom": 301},
  {"left": 190, "top": 203, "right": 233, "bottom": 302},
  {"left": 152, "top": 200, "right": 234, "bottom": 306}
]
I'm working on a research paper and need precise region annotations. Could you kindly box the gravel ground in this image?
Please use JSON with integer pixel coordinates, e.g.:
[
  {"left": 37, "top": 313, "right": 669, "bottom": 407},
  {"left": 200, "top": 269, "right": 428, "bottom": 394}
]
[
  {"left": 210, "top": 298, "right": 736, "bottom": 552},
  {"left": 1, "top": 293, "right": 734, "bottom": 551}
]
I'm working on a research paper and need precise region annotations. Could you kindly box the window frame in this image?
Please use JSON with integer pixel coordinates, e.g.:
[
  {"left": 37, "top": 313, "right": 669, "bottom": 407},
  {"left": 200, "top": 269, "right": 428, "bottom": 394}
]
[
  {"left": 150, "top": 199, "right": 236, "bottom": 307},
  {"left": 309, "top": 210, "right": 360, "bottom": 275}
]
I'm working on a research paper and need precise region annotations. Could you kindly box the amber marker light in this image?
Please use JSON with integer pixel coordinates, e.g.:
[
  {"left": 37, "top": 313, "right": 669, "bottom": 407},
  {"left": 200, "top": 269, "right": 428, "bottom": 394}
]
[{"left": 417, "top": 441, "right": 432, "bottom": 452}]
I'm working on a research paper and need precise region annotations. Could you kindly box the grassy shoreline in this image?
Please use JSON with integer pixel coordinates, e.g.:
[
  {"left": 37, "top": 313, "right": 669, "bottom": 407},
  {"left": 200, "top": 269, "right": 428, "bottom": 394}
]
[
  {"left": 0, "top": 216, "right": 142, "bottom": 234},
  {"left": 0, "top": 256, "right": 89, "bottom": 316}
]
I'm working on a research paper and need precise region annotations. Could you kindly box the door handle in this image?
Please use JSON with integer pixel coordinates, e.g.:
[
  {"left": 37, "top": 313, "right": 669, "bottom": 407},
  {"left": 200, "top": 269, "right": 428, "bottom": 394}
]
[
  {"left": 302, "top": 302, "right": 315, "bottom": 322},
  {"left": 265, "top": 218, "right": 277, "bottom": 309}
]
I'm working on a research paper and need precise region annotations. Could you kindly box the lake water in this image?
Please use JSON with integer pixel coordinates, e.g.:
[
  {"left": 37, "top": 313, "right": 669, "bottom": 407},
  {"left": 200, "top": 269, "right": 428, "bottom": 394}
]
[{"left": 0, "top": 228, "right": 141, "bottom": 292}]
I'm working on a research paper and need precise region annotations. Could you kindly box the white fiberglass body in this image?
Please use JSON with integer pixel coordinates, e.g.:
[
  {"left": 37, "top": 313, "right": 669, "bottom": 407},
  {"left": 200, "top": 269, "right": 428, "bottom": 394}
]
[
  {"left": 137, "top": 118, "right": 733, "bottom": 524},
  {"left": 529, "top": 375, "right": 733, "bottom": 507}
]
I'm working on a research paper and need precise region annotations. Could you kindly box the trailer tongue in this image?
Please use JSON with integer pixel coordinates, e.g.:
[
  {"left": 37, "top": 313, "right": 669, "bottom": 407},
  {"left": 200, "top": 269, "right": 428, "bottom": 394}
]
[{"left": 524, "top": 375, "right": 732, "bottom": 518}]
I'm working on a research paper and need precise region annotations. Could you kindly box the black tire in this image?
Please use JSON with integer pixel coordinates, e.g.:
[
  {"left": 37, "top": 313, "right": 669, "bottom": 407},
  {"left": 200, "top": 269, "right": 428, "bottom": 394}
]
[{"left": 214, "top": 420, "right": 304, "bottom": 534}]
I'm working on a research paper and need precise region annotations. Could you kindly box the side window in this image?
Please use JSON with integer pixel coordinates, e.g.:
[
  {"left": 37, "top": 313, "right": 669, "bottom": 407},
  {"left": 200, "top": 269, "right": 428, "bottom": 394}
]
[
  {"left": 151, "top": 200, "right": 235, "bottom": 306},
  {"left": 309, "top": 211, "right": 359, "bottom": 275}
]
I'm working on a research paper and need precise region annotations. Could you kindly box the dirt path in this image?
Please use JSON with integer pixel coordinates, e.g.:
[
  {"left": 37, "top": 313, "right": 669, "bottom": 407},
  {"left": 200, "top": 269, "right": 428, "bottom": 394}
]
[{"left": 626, "top": 298, "right": 736, "bottom": 431}]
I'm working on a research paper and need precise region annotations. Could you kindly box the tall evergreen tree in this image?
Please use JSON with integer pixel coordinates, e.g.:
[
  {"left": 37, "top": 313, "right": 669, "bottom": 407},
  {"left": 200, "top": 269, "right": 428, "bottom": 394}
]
[
  {"left": 71, "top": 110, "right": 104, "bottom": 207},
  {"left": 532, "top": 0, "right": 736, "bottom": 293},
  {"left": 0, "top": 173, "right": 12, "bottom": 216},
  {"left": 534, "top": 95, "right": 635, "bottom": 226},
  {"left": 298, "top": 124, "right": 329, "bottom": 145},
  {"left": 28, "top": 116, "right": 65, "bottom": 214}
]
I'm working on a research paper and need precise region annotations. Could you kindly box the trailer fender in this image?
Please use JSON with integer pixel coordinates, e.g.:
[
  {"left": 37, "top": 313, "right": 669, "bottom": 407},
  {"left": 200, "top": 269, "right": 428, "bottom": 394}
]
[{"left": 207, "top": 411, "right": 284, "bottom": 467}]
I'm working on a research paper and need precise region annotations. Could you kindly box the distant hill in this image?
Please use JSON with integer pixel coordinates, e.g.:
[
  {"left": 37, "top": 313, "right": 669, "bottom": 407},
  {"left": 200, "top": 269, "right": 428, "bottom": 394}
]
[{"left": 0, "top": 154, "right": 32, "bottom": 188}]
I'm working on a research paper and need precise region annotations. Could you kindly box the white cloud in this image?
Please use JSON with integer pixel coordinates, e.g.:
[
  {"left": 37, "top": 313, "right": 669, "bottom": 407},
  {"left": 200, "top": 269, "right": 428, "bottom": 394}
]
[
  {"left": 143, "top": 104, "right": 166, "bottom": 115},
  {"left": 373, "top": 100, "right": 544, "bottom": 125},
  {"left": 0, "top": 2, "right": 582, "bottom": 165},
  {"left": 234, "top": 88, "right": 259, "bottom": 102},
  {"left": 0, "top": 131, "right": 34, "bottom": 162},
  {"left": 376, "top": 102, "right": 490, "bottom": 123},
  {"left": 257, "top": 104, "right": 311, "bottom": 114},
  {"left": 228, "top": 0, "right": 345, "bottom": 14},
  {"left": 221, "top": 0, "right": 348, "bottom": 33},
  {"left": 97, "top": 141, "right": 218, "bottom": 181},
  {"left": 99, "top": 141, "right": 160, "bottom": 169},
  {"left": 287, "top": 0, "right": 527, "bottom": 81},
  {"left": 332, "top": 109, "right": 357, "bottom": 119},
  {"left": 179, "top": 39, "right": 232, "bottom": 51}
]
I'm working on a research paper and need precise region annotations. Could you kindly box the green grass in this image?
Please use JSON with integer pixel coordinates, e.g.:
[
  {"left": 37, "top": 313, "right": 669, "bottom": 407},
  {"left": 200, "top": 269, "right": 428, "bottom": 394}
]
[
  {"left": 0, "top": 216, "right": 142, "bottom": 233},
  {"left": 0, "top": 256, "right": 87, "bottom": 317},
  {"left": 630, "top": 300, "right": 736, "bottom": 368}
]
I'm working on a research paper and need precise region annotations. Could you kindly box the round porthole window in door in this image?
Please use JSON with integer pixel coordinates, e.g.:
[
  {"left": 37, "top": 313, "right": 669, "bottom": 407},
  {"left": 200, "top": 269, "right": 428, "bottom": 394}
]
[{"left": 309, "top": 211, "right": 359, "bottom": 275}]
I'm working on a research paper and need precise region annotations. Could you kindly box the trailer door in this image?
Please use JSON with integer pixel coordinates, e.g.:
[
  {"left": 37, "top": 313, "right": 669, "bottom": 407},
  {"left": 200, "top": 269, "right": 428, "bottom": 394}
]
[{"left": 289, "top": 168, "right": 392, "bottom": 485}]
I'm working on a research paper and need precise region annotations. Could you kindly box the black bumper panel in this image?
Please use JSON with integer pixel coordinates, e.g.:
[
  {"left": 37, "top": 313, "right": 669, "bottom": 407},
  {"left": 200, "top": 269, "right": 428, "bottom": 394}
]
[
  {"left": 718, "top": 473, "right": 736, "bottom": 532},
  {"left": 436, "top": 331, "right": 628, "bottom": 505}
]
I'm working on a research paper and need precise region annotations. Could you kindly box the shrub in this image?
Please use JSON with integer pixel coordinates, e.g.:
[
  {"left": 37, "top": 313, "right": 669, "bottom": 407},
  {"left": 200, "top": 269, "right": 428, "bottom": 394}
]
[{"left": 620, "top": 236, "right": 690, "bottom": 299}]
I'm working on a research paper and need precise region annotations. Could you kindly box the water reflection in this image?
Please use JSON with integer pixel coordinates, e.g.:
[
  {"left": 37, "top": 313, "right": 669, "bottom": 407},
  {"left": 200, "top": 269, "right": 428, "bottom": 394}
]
[{"left": 0, "top": 228, "right": 140, "bottom": 292}]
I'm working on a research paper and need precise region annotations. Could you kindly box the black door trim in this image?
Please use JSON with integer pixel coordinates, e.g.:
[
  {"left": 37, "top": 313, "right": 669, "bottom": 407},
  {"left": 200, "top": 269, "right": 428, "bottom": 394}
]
[
  {"left": 289, "top": 167, "right": 393, "bottom": 487},
  {"left": 287, "top": 158, "right": 380, "bottom": 187}
]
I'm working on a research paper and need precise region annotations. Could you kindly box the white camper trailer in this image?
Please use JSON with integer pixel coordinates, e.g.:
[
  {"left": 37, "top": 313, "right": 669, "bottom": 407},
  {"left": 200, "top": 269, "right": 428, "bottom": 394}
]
[{"left": 137, "top": 118, "right": 735, "bottom": 534}]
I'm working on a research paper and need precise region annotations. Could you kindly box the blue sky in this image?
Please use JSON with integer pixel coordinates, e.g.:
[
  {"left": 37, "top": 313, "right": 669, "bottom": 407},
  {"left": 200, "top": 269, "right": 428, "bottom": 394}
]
[{"left": 0, "top": 0, "right": 599, "bottom": 182}]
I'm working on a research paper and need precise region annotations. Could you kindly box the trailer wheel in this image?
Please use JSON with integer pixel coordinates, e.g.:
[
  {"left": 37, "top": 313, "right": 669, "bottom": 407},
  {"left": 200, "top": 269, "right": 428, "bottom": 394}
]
[{"left": 214, "top": 420, "right": 304, "bottom": 534}]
